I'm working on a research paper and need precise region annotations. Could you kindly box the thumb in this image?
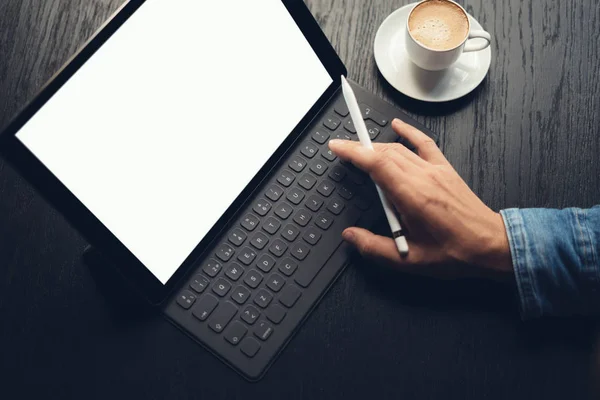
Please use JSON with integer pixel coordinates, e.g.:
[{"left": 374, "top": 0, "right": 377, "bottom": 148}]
[{"left": 342, "top": 227, "right": 435, "bottom": 271}]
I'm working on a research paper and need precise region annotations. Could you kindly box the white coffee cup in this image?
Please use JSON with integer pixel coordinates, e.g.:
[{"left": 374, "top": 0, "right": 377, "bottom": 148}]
[{"left": 405, "top": 0, "right": 491, "bottom": 71}]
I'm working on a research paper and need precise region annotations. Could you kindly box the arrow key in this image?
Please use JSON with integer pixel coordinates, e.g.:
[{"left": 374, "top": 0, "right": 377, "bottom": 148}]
[{"left": 224, "top": 321, "right": 248, "bottom": 346}]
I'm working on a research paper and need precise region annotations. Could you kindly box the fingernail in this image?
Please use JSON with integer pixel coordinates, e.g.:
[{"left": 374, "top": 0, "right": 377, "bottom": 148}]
[
  {"left": 342, "top": 229, "right": 355, "bottom": 242},
  {"left": 328, "top": 139, "right": 345, "bottom": 152},
  {"left": 328, "top": 139, "right": 345, "bottom": 147},
  {"left": 392, "top": 118, "right": 401, "bottom": 126}
]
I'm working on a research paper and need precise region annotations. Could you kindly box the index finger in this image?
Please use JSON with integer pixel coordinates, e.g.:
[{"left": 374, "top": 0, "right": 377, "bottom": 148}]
[
  {"left": 328, "top": 139, "right": 409, "bottom": 202},
  {"left": 328, "top": 139, "right": 378, "bottom": 171}
]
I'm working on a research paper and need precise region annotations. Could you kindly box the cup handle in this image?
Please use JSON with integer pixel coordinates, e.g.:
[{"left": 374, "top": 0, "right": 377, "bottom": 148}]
[{"left": 464, "top": 30, "right": 491, "bottom": 52}]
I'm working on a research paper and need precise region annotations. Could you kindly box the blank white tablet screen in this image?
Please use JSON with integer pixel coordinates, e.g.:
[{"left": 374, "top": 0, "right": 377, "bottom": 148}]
[{"left": 16, "top": 0, "right": 333, "bottom": 284}]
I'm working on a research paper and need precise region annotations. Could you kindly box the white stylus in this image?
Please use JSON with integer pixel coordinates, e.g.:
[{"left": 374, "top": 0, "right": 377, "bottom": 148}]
[{"left": 340, "top": 76, "right": 409, "bottom": 255}]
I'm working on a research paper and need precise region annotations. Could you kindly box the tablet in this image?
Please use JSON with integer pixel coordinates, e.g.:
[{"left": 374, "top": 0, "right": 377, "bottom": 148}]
[{"left": 0, "top": 0, "right": 345, "bottom": 303}]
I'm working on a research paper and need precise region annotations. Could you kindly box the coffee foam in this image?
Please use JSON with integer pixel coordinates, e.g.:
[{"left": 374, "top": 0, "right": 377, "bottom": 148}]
[{"left": 408, "top": 0, "right": 469, "bottom": 50}]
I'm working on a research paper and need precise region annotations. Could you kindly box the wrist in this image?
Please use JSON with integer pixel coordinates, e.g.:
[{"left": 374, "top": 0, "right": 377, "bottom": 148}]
[{"left": 474, "top": 212, "right": 514, "bottom": 281}]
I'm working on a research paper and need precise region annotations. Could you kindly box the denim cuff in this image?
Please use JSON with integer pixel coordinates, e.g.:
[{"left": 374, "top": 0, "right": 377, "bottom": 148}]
[
  {"left": 500, "top": 209, "right": 543, "bottom": 318},
  {"left": 500, "top": 207, "right": 600, "bottom": 319}
]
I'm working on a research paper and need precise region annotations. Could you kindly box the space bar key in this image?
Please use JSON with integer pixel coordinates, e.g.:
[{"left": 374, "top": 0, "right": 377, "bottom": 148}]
[{"left": 294, "top": 208, "right": 361, "bottom": 288}]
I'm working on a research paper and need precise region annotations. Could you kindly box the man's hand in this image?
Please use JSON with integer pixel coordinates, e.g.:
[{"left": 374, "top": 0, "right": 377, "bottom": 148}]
[{"left": 328, "top": 119, "right": 513, "bottom": 281}]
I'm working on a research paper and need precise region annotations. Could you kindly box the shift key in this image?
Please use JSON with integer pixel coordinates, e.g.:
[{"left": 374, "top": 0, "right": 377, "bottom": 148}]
[
  {"left": 294, "top": 207, "right": 360, "bottom": 288},
  {"left": 207, "top": 301, "right": 238, "bottom": 333}
]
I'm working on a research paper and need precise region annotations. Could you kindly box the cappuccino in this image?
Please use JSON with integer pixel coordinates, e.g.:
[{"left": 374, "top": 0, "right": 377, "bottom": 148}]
[{"left": 408, "top": 0, "right": 469, "bottom": 50}]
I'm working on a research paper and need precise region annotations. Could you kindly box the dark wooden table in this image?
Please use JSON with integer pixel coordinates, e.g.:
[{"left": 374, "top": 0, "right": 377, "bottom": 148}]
[{"left": 1, "top": 1, "right": 599, "bottom": 399}]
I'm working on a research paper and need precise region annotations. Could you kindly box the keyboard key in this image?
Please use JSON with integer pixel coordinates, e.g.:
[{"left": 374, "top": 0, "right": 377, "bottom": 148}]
[
  {"left": 265, "top": 304, "right": 287, "bottom": 324},
  {"left": 278, "top": 258, "right": 298, "bottom": 276},
  {"left": 327, "top": 197, "right": 345, "bottom": 215},
  {"left": 254, "top": 320, "right": 274, "bottom": 341},
  {"left": 262, "top": 217, "right": 281, "bottom": 235},
  {"left": 277, "top": 170, "right": 296, "bottom": 187},
  {"left": 315, "top": 212, "right": 334, "bottom": 230},
  {"left": 311, "top": 129, "right": 330, "bottom": 144},
  {"left": 366, "top": 123, "right": 380, "bottom": 140},
  {"left": 274, "top": 202, "right": 293, "bottom": 219},
  {"left": 321, "top": 148, "right": 337, "bottom": 162},
  {"left": 293, "top": 209, "right": 312, "bottom": 227},
  {"left": 290, "top": 242, "right": 310, "bottom": 261},
  {"left": 269, "top": 239, "right": 288, "bottom": 257},
  {"left": 224, "top": 321, "right": 248, "bottom": 346},
  {"left": 317, "top": 180, "right": 336, "bottom": 197},
  {"left": 368, "top": 111, "right": 389, "bottom": 128},
  {"left": 328, "top": 166, "right": 346, "bottom": 182},
  {"left": 289, "top": 156, "right": 307, "bottom": 173},
  {"left": 323, "top": 115, "right": 341, "bottom": 131},
  {"left": 252, "top": 198, "right": 272, "bottom": 216},
  {"left": 208, "top": 301, "right": 237, "bottom": 333},
  {"left": 332, "top": 131, "right": 352, "bottom": 141},
  {"left": 286, "top": 187, "right": 305, "bottom": 205},
  {"left": 231, "top": 285, "right": 251, "bottom": 305},
  {"left": 354, "top": 193, "right": 373, "bottom": 210},
  {"left": 237, "top": 247, "right": 258, "bottom": 265},
  {"left": 192, "top": 294, "right": 219, "bottom": 321},
  {"left": 301, "top": 142, "right": 319, "bottom": 159},
  {"left": 241, "top": 214, "right": 260, "bottom": 232},
  {"left": 265, "top": 184, "right": 284, "bottom": 202},
  {"left": 202, "top": 259, "right": 222, "bottom": 277},
  {"left": 240, "top": 337, "right": 261, "bottom": 357},
  {"left": 305, "top": 195, "right": 324, "bottom": 212},
  {"left": 250, "top": 232, "right": 269, "bottom": 250},
  {"left": 299, "top": 173, "right": 317, "bottom": 190},
  {"left": 244, "top": 269, "right": 263, "bottom": 289},
  {"left": 295, "top": 207, "right": 361, "bottom": 287},
  {"left": 334, "top": 99, "right": 349, "bottom": 117},
  {"left": 347, "top": 168, "right": 367, "bottom": 185},
  {"left": 176, "top": 290, "right": 196, "bottom": 309},
  {"left": 228, "top": 229, "right": 247, "bottom": 247},
  {"left": 241, "top": 305, "right": 260, "bottom": 325},
  {"left": 190, "top": 275, "right": 210, "bottom": 293},
  {"left": 266, "top": 273, "right": 285, "bottom": 292},
  {"left": 254, "top": 289, "right": 273, "bottom": 308},
  {"left": 256, "top": 254, "right": 276, "bottom": 273},
  {"left": 212, "top": 278, "right": 232, "bottom": 297},
  {"left": 281, "top": 224, "right": 300, "bottom": 242},
  {"left": 302, "top": 226, "right": 322, "bottom": 245},
  {"left": 225, "top": 263, "right": 244, "bottom": 281},
  {"left": 216, "top": 243, "right": 235, "bottom": 262},
  {"left": 360, "top": 104, "right": 388, "bottom": 126},
  {"left": 279, "top": 284, "right": 302, "bottom": 308},
  {"left": 344, "top": 119, "right": 357, "bottom": 133},
  {"left": 338, "top": 184, "right": 355, "bottom": 200},
  {"left": 310, "top": 160, "right": 328, "bottom": 176}
]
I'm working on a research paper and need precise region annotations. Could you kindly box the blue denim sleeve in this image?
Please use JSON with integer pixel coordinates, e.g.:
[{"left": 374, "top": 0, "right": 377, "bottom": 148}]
[{"left": 500, "top": 206, "right": 600, "bottom": 319}]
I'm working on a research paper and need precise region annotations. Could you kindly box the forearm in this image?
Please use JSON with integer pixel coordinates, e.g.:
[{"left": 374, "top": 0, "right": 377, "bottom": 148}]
[{"left": 500, "top": 206, "right": 600, "bottom": 319}]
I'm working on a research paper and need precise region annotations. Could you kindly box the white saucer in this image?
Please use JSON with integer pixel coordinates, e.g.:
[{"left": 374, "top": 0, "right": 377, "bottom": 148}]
[{"left": 374, "top": 3, "right": 491, "bottom": 102}]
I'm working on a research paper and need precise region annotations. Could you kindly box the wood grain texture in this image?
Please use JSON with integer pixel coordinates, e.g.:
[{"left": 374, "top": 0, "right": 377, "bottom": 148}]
[{"left": 0, "top": 1, "right": 599, "bottom": 399}]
